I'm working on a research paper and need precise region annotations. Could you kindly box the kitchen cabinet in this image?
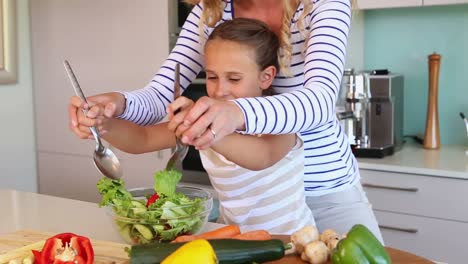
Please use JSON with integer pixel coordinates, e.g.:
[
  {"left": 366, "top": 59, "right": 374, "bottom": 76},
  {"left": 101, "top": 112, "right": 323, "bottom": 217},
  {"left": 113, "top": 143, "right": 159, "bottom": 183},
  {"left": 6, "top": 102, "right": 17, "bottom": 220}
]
[
  {"left": 424, "top": 0, "right": 468, "bottom": 5},
  {"left": 30, "top": 1, "right": 172, "bottom": 202},
  {"left": 358, "top": 144, "right": 468, "bottom": 264},
  {"left": 357, "top": 0, "right": 422, "bottom": 9},
  {"left": 357, "top": 0, "right": 468, "bottom": 9},
  {"left": 361, "top": 170, "right": 468, "bottom": 263},
  {"left": 374, "top": 210, "right": 467, "bottom": 263}
]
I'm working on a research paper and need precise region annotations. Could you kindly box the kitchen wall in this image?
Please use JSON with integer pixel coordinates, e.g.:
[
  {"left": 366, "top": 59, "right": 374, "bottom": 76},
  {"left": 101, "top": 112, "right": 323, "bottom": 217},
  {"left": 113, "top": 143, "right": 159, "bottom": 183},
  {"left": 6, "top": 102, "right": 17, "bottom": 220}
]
[
  {"left": 31, "top": 0, "right": 172, "bottom": 202},
  {"left": 346, "top": 10, "right": 365, "bottom": 70},
  {"left": 0, "top": 0, "right": 37, "bottom": 192},
  {"left": 364, "top": 4, "right": 468, "bottom": 145}
]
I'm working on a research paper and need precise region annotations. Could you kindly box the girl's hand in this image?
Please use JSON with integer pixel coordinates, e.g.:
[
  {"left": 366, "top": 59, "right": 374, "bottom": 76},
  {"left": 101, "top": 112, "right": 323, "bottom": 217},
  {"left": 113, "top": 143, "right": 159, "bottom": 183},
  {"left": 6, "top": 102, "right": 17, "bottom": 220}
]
[
  {"left": 68, "top": 92, "right": 125, "bottom": 137},
  {"left": 167, "top": 97, "right": 195, "bottom": 138},
  {"left": 179, "top": 96, "right": 245, "bottom": 150}
]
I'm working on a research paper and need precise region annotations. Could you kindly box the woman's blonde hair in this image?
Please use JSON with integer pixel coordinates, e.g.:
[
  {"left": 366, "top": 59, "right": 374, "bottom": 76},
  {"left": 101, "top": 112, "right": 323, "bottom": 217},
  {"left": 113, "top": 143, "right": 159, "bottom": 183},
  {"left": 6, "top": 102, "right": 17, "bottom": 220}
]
[{"left": 184, "top": 0, "right": 353, "bottom": 74}]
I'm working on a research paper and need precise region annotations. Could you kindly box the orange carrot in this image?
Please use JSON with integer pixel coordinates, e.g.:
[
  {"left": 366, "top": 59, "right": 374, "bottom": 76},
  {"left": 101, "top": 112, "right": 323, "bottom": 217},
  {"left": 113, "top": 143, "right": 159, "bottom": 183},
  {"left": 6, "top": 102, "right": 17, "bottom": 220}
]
[
  {"left": 172, "top": 225, "right": 241, "bottom": 243},
  {"left": 172, "top": 235, "right": 196, "bottom": 243},
  {"left": 232, "top": 230, "right": 272, "bottom": 240}
]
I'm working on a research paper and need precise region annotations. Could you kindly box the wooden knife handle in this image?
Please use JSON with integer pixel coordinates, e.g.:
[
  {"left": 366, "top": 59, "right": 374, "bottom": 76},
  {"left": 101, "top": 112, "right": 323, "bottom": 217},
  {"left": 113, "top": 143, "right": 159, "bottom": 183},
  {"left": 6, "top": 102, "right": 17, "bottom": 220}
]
[{"left": 423, "top": 53, "right": 441, "bottom": 149}]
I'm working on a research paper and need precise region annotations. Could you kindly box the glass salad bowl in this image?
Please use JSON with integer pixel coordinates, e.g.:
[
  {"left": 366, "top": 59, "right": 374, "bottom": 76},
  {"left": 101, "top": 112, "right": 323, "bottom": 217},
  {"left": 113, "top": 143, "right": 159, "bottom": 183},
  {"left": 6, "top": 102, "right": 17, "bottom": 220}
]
[{"left": 106, "top": 185, "right": 213, "bottom": 245}]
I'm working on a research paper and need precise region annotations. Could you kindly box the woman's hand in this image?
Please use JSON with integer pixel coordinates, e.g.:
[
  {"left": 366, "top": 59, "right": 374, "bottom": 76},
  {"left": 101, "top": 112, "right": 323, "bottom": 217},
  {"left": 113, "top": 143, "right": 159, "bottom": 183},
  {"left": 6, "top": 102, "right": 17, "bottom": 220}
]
[
  {"left": 68, "top": 92, "right": 125, "bottom": 139},
  {"left": 178, "top": 96, "right": 245, "bottom": 150},
  {"left": 167, "top": 97, "right": 195, "bottom": 138}
]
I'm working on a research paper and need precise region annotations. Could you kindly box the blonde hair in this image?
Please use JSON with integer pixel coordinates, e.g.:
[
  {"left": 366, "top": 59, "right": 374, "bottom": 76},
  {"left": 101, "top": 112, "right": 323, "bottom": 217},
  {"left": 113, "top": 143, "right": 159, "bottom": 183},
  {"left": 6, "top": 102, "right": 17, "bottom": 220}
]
[{"left": 184, "top": 0, "right": 353, "bottom": 74}]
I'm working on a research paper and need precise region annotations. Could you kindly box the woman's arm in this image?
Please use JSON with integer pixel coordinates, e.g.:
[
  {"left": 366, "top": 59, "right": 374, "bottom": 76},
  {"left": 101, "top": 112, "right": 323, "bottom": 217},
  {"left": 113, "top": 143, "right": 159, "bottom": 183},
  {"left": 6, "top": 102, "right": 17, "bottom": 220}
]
[
  {"left": 211, "top": 133, "right": 297, "bottom": 171},
  {"left": 101, "top": 118, "right": 176, "bottom": 154},
  {"left": 233, "top": 0, "right": 351, "bottom": 135}
]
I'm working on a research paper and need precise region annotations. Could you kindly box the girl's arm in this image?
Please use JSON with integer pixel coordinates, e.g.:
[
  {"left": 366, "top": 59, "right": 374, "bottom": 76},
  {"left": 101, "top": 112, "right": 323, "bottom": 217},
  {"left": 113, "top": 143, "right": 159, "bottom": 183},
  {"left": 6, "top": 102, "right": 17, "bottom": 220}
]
[
  {"left": 101, "top": 118, "right": 176, "bottom": 154},
  {"left": 103, "top": 95, "right": 194, "bottom": 154},
  {"left": 211, "top": 133, "right": 297, "bottom": 171}
]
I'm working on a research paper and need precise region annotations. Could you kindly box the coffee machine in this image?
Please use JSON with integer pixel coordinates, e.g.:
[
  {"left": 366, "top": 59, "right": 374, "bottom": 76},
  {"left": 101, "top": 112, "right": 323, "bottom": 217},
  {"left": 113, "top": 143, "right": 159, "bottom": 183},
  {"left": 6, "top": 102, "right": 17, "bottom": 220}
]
[{"left": 337, "top": 69, "right": 404, "bottom": 158}]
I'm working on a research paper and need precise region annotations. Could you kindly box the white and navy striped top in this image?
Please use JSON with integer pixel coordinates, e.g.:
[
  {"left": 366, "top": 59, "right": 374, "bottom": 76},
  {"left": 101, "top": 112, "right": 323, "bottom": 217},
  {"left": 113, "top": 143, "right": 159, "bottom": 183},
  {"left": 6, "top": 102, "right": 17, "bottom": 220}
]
[
  {"left": 119, "top": 0, "right": 359, "bottom": 196},
  {"left": 201, "top": 136, "right": 315, "bottom": 234}
]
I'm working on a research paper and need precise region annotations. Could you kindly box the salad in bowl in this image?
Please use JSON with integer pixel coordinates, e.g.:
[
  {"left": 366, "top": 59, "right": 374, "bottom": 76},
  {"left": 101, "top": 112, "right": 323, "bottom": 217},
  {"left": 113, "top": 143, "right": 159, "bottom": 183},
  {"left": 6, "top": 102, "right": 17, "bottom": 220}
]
[{"left": 97, "top": 169, "right": 213, "bottom": 244}]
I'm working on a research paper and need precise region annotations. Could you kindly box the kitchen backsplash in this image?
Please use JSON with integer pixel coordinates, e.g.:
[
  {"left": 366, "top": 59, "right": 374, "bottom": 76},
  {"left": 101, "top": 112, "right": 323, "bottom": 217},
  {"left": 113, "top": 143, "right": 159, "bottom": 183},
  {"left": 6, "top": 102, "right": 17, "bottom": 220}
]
[{"left": 363, "top": 4, "right": 468, "bottom": 145}]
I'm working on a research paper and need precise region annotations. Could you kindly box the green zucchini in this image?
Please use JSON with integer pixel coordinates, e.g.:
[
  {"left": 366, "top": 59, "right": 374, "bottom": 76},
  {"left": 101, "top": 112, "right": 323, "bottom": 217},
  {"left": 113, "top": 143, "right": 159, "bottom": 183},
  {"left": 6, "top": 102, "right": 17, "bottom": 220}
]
[{"left": 130, "top": 239, "right": 286, "bottom": 264}]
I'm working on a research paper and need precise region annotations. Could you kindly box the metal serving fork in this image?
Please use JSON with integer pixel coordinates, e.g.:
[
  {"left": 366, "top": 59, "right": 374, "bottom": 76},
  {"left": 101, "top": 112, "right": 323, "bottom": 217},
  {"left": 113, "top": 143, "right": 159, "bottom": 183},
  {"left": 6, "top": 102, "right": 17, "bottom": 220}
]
[{"left": 165, "top": 63, "right": 189, "bottom": 170}]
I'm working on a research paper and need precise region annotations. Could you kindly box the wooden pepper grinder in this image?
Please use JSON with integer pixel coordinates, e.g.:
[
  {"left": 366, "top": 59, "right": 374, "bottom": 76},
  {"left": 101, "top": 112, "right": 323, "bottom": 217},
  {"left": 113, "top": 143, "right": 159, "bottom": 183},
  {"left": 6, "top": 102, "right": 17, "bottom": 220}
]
[{"left": 423, "top": 53, "right": 441, "bottom": 149}]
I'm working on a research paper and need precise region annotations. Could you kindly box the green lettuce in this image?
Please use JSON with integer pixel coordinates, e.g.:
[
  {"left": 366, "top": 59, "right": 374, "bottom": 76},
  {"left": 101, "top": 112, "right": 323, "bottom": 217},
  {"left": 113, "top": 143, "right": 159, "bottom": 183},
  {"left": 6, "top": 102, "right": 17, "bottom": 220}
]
[
  {"left": 96, "top": 178, "right": 133, "bottom": 207},
  {"left": 154, "top": 169, "right": 182, "bottom": 197}
]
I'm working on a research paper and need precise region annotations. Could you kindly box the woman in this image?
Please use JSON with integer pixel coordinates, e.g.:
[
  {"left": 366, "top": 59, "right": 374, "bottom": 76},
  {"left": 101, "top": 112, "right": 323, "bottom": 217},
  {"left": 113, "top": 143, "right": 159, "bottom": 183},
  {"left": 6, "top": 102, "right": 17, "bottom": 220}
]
[{"left": 69, "top": 0, "right": 383, "bottom": 242}]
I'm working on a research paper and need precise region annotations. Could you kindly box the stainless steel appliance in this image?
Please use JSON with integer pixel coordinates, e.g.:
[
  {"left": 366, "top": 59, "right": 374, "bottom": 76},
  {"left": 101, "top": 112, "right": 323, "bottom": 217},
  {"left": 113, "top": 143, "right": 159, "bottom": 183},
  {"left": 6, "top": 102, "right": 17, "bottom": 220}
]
[{"left": 338, "top": 69, "right": 404, "bottom": 158}]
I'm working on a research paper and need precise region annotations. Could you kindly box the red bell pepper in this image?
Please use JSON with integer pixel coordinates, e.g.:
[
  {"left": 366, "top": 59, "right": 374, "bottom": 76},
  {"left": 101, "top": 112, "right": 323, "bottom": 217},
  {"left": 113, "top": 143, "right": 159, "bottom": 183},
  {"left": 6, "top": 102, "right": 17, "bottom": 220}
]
[
  {"left": 146, "top": 192, "right": 160, "bottom": 207},
  {"left": 32, "top": 233, "right": 94, "bottom": 264}
]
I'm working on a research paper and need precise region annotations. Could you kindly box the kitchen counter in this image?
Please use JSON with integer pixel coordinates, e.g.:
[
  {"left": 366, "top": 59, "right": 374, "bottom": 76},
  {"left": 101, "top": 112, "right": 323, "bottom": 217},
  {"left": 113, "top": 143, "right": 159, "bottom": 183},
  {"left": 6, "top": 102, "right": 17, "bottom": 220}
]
[
  {"left": 0, "top": 189, "right": 222, "bottom": 242},
  {"left": 0, "top": 191, "right": 437, "bottom": 263},
  {"left": 357, "top": 143, "right": 468, "bottom": 179}
]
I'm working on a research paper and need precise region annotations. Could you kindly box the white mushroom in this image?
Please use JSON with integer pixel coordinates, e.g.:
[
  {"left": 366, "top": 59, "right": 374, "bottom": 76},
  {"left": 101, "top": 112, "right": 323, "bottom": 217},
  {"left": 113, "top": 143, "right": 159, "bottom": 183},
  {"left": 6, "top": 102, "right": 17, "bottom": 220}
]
[
  {"left": 300, "top": 241, "right": 329, "bottom": 264},
  {"left": 319, "top": 228, "right": 341, "bottom": 255},
  {"left": 326, "top": 237, "right": 340, "bottom": 253},
  {"left": 290, "top": 225, "right": 320, "bottom": 254},
  {"left": 319, "top": 229, "right": 340, "bottom": 243}
]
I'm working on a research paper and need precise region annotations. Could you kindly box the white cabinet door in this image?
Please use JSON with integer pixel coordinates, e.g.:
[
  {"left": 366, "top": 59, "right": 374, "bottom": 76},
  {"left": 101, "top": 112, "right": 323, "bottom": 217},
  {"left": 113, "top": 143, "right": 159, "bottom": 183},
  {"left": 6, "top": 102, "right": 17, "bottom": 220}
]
[
  {"left": 424, "top": 0, "right": 468, "bottom": 5},
  {"left": 360, "top": 170, "right": 468, "bottom": 222},
  {"left": 357, "top": 0, "right": 423, "bottom": 9},
  {"left": 375, "top": 210, "right": 467, "bottom": 264}
]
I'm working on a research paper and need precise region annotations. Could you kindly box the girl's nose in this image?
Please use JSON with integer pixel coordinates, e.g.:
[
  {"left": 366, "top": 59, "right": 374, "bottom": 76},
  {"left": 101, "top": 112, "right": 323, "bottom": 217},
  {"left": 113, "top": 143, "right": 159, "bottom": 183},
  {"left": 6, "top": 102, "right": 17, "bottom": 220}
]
[{"left": 214, "top": 81, "right": 230, "bottom": 98}]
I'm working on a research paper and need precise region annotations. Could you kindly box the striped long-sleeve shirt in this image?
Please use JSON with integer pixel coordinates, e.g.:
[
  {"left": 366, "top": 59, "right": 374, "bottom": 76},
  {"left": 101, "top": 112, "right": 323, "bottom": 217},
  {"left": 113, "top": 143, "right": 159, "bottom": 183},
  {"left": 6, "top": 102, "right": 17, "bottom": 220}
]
[{"left": 120, "top": 0, "right": 359, "bottom": 196}]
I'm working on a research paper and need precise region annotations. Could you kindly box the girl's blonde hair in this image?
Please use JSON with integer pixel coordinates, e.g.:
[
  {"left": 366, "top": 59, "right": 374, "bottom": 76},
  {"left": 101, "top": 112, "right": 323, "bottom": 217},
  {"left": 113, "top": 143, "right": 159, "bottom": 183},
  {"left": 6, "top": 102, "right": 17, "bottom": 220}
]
[{"left": 183, "top": 0, "right": 353, "bottom": 74}]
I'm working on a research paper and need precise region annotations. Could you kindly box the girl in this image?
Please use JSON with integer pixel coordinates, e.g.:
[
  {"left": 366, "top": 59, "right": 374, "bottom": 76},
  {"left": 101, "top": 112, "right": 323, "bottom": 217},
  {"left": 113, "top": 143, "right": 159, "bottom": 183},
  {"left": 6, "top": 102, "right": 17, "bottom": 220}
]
[{"left": 80, "top": 18, "right": 314, "bottom": 234}]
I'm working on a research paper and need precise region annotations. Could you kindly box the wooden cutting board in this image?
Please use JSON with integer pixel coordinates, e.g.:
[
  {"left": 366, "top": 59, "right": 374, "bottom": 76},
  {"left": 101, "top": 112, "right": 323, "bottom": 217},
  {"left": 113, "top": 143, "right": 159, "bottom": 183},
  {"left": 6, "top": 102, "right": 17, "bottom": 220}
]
[
  {"left": 266, "top": 235, "right": 435, "bottom": 264},
  {"left": 0, "top": 230, "right": 434, "bottom": 264},
  {"left": 0, "top": 230, "right": 129, "bottom": 264}
]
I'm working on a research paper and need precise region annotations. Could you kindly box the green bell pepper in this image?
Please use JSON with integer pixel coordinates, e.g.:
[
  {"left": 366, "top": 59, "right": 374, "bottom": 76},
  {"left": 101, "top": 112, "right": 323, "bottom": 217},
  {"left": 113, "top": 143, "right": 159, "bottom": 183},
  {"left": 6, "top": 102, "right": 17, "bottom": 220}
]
[{"left": 331, "top": 224, "right": 391, "bottom": 264}]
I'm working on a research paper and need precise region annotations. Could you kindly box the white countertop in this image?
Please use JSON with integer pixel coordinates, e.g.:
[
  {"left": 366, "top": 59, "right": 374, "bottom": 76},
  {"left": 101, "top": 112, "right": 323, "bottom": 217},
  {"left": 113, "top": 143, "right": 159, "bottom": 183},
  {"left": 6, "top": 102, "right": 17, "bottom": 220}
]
[
  {"left": 0, "top": 189, "right": 222, "bottom": 242},
  {"left": 357, "top": 143, "right": 468, "bottom": 179}
]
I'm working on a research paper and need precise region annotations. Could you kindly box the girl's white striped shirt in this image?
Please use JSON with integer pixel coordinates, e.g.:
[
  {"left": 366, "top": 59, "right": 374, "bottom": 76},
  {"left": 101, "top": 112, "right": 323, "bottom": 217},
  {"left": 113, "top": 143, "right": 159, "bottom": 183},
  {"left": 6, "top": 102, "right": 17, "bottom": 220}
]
[
  {"left": 200, "top": 136, "right": 315, "bottom": 234},
  {"left": 119, "top": 0, "right": 359, "bottom": 196}
]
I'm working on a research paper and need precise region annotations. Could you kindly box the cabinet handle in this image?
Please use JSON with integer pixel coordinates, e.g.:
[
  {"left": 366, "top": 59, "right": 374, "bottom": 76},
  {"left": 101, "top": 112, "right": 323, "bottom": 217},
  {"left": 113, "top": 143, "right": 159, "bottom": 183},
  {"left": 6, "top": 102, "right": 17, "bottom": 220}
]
[
  {"left": 379, "top": 225, "right": 418, "bottom": 233},
  {"left": 362, "top": 183, "right": 418, "bottom": 192}
]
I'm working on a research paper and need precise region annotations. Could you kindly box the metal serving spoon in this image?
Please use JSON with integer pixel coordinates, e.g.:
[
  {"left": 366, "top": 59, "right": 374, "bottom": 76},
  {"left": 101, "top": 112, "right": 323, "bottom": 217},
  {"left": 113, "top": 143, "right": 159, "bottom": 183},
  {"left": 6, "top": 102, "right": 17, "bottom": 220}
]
[
  {"left": 165, "top": 63, "right": 189, "bottom": 170},
  {"left": 63, "top": 60, "right": 123, "bottom": 180}
]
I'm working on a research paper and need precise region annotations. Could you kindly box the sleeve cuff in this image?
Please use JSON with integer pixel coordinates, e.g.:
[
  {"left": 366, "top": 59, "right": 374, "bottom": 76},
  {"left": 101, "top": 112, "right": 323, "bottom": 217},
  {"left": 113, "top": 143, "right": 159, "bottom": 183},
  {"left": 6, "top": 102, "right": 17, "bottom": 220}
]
[
  {"left": 232, "top": 98, "right": 255, "bottom": 134},
  {"left": 116, "top": 91, "right": 133, "bottom": 120}
]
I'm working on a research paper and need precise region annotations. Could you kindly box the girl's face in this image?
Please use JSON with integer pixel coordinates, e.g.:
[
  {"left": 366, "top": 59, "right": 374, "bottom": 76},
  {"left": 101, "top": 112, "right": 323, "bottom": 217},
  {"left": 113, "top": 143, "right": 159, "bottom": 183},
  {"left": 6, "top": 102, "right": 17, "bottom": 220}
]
[{"left": 204, "top": 39, "right": 275, "bottom": 100}]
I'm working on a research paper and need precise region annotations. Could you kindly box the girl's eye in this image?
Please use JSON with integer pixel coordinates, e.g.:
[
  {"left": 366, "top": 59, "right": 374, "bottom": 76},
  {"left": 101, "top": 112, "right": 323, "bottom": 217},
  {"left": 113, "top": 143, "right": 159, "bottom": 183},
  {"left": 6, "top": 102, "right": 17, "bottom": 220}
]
[
  {"left": 229, "top": 78, "right": 241, "bottom": 82},
  {"left": 207, "top": 76, "right": 218, "bottom": 80}
]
